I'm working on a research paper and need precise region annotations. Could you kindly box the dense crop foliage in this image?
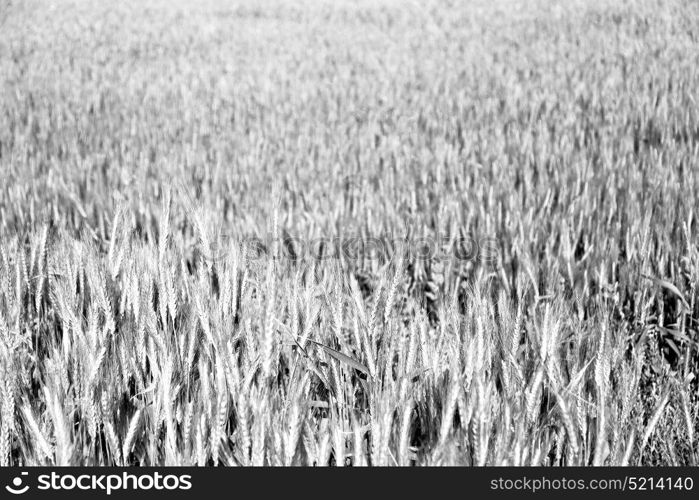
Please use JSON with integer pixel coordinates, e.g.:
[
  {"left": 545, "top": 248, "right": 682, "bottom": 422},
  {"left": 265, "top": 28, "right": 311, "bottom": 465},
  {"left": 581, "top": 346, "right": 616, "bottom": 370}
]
[{"left": 0, "top": 0, "right": 697, "bottom": 465}]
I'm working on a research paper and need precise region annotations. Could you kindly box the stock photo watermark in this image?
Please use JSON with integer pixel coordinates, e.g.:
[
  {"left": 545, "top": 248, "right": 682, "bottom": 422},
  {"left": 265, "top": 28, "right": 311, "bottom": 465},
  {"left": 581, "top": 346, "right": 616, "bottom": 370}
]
[{"left": 203, "top": 232, "right": 500, "bottom": 266}]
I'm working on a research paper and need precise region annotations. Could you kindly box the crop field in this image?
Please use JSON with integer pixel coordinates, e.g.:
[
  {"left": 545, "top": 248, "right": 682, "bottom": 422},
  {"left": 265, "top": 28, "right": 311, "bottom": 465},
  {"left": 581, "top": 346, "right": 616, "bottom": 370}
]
[{"left": 0, "top": 0, "right": 698, "bottom": 466}]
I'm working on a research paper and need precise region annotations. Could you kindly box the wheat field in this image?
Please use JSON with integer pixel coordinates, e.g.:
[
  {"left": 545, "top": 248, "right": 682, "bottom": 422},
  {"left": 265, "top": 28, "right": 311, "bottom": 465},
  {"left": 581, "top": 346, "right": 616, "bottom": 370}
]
[{"left": 0, "top": 0, "right": 698, "bottom": 466}]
